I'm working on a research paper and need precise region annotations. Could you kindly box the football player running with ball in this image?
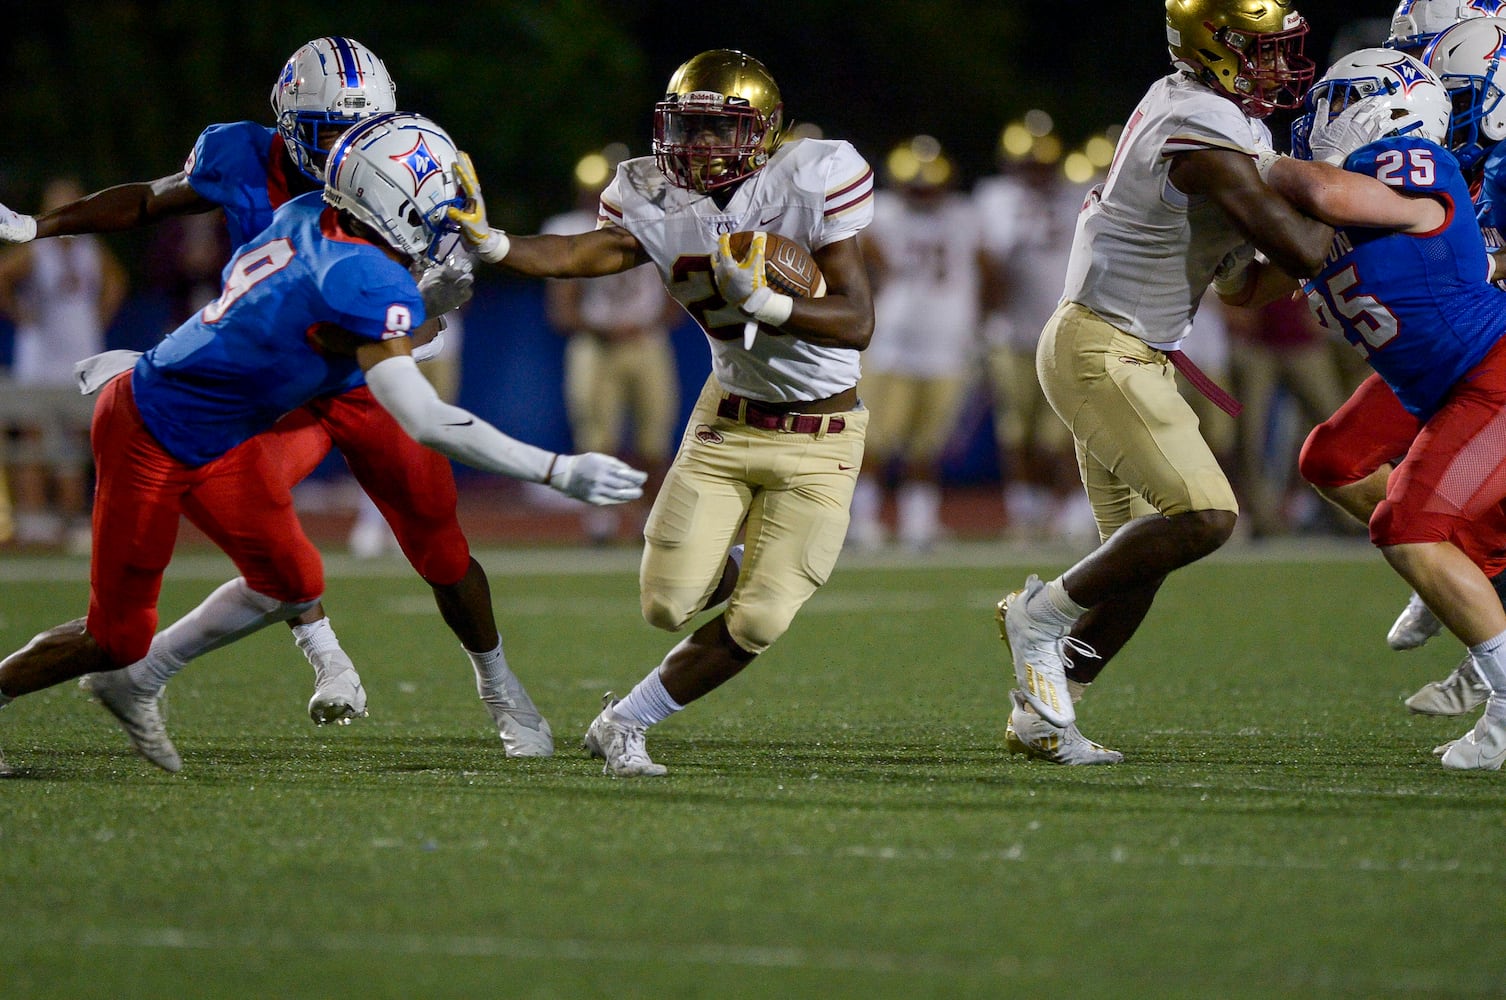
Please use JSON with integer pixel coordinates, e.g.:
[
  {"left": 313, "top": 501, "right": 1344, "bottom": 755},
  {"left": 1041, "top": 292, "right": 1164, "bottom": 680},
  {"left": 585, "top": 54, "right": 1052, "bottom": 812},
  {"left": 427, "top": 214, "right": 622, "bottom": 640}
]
[
  {"left": 993, "top": 0, "right": 1334, "bottom": 764},
  {"left": 0, "top": 114, "right": 645, "bottom": 771},
  {"left": 0, "top": 39, "right": 565, "bottom": 766},
  {"left": 452, "top": 49, "right": 876, "bottom": 776}
]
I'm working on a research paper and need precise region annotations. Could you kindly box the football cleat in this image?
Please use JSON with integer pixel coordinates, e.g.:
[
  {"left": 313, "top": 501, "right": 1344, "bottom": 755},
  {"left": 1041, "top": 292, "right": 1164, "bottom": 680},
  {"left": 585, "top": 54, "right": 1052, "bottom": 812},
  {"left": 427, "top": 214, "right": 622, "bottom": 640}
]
[
  {"left": 80, "top": 670, "right": 182, "bottom": 773},
  {"left": 583, "top": 694, "right": 666, "bottom": 777},
  {"left": 997, "top": 575, "right": 1076, "bottom": 728},
  {"left": 481, "top": 667, "right": 554, "bottom": 758},
  {"left": 1387, "top": 591, "right": 1443, "bottom": 651},
  {"left": 1439, "top": 709, "right": 1506, "bottom": 770},
  {"left": 1004, "top": 689, "right": 1123, "bottom": 765},
  {"left": 308, "top": 667, "right": 369, "bottom": 726},
  {"left": 1405, "top": 656, "right": 1490, "bottom": 716}
]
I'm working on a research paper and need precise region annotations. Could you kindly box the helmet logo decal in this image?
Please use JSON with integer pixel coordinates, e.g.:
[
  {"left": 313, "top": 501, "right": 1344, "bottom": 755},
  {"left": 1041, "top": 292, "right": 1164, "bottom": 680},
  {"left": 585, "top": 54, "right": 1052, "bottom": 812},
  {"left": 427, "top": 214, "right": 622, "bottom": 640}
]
[
  {"left": 390, "top": 136, "right": 443, "bottom": 191},
  {"left": 1388, "top": 58, "right": 1434, "bottom": 93},
  {"left": 1467, "top": 0, "right": 1506, "bottom": 13}
]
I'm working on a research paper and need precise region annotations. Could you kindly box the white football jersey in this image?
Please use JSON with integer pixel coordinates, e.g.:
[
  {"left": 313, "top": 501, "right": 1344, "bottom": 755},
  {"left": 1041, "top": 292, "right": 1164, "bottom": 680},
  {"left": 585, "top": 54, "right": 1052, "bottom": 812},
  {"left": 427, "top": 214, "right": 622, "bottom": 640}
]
[
  {"left": 973, "top": 173, "right": 1091, "bottom": 351},
  {"left": 13, "top": 237, "right": 110, "bottom": 386},
  {"left": 600, "top": 137, "right": 874, "bottom": 403},
  {"left": 1060, "top": 73, "right": 1272, "bottom": 349},
  {"left": 541, "top": 208, "right": 671, "bottom": 332},
  {"left": 863, "top": 190, "right": 982, "bottom": 378}
]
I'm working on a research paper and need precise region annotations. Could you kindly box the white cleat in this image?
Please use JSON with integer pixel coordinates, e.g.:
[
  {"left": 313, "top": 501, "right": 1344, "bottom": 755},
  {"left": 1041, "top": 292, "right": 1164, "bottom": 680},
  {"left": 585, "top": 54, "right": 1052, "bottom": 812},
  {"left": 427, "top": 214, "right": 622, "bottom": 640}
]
[
  {"left": 997, "top": 575, "right": 1076, "bottom": 728},
  {"left": 1004, "top": 689, "right": 1122, "bottom": 765},
  {"left": 482, "top": 668, "right": 554, "bottom": 757},
  {"left": 1405, "top": 656, "right": 1490, "bottom": 716},
  {"left": 1387, "top": 592, "right": 1443, "bottom": 651},
  {"left": 80, "top": 670, "right": 182, "bottom": 773},
  {"left": 1440, "top": 711, "right": 1506, "bottom": 770},
  {"left": 308, "top": 668, "right": 369, "bottom": 726},
  {"left": 582, "top": 694, "right": 666, "bottom": 777}
]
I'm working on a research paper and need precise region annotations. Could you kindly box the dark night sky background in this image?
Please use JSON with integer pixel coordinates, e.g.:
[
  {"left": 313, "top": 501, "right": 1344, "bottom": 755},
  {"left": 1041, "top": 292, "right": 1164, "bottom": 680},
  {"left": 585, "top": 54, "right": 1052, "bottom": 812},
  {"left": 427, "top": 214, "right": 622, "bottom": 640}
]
[{"left": 1, "top": 2, "right": 1373, "bottom": 260}]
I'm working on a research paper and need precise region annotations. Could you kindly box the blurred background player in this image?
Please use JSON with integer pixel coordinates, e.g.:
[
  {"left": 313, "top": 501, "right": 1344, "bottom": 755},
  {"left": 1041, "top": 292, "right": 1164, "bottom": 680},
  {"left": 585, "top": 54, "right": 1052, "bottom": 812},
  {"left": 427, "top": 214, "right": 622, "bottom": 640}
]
[
  {"left": 995, "top": 0, "right": 1333, "bottom": 765},
  {"left": 541, "top": 144, "right": 681, "bottom": 546},
  {"left": 0, "top": 177, "right": 127, "bottom": 551},
  {"left": 0, "top": 113, "right": 645, "bottom": 772},
  {"left": 1222, "top": 290, "right": 1351, "bottom": 538},
  {"left": 850, "top": 136, "right": 981, "bottom": 551},
  {"left": 451, "top": 48, "right": 876, "bottom": 777},
  {"left": 974, "top": 115, "right": 1096, "bottom": 543}
]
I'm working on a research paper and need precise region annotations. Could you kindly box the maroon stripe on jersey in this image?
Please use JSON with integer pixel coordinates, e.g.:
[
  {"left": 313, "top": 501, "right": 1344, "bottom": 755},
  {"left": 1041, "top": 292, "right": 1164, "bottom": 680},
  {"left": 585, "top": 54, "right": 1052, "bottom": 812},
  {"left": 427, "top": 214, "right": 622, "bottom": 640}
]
[
  {"left": 600, "top": 201, "right": 624, "bottom": 221},
  {"left": 825, "top": 188, "right": 873, "bottom": 218},
  {"left": 825, "top": 168, "right": 874, "bottom": 204}
]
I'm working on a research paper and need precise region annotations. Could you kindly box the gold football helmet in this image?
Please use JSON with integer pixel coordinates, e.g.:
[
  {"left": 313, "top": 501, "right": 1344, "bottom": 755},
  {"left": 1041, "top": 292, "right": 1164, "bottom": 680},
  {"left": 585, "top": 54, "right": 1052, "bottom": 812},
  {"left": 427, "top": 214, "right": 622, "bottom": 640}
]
[
  {"left": 1165, "top": 0, "right": 1316, "bottom": 117},
  {"left": 653, "top": 49, "right": 785, "bottom": 192}
]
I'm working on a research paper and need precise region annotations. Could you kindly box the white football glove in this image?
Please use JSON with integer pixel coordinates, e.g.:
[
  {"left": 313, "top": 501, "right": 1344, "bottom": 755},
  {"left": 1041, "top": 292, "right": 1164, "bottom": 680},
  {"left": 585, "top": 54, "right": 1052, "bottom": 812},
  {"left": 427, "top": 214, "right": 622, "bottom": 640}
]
[
  {"left": 548, "top": 452, "right": 649, "bottom": 506},
  {"left": 415, "top": 252, "right": 475, "bottom": 316},
  {"left": 447, "top": 151, "right": 510, "bottom": 263},
  {"left": 0, "top": 201, "right": 37, "bottom": 244}
]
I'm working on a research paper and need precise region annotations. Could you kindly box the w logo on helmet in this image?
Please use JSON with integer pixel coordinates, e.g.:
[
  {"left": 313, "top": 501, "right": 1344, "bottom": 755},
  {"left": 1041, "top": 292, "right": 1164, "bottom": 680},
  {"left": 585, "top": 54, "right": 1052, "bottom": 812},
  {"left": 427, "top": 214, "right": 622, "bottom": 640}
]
[
  {"left": 390, "top": 136, "right": 443, "bottom": 191},
  {"left": 1388, "top": 57, "right": 1435, "bottom": 93}
]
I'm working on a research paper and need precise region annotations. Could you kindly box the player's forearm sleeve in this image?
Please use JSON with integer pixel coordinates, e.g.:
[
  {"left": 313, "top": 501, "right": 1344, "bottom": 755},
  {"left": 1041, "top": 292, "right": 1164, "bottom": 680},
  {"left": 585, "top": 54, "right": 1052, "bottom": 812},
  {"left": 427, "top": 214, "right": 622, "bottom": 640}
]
[{"left": 364, "top": 354, "right": 554, "bottom": 481}]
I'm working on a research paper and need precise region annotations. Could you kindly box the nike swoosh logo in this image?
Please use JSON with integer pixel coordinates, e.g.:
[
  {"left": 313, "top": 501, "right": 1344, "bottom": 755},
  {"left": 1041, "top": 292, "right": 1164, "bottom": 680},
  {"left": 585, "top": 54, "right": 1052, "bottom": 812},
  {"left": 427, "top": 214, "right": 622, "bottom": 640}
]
[
  {"left": 443, "top": 418, "right": 475, "bottom": 427},
  {"left": 759, "top": 213, "right": 783, "bottom": 227},
  {"left": 838, "top": 463, "right": 855, "bottom": 471}
]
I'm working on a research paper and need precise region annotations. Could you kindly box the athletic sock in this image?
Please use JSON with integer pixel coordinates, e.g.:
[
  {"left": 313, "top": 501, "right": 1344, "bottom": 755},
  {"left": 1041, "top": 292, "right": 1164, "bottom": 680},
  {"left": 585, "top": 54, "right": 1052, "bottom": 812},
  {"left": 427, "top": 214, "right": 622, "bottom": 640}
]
[
  {"left": 292, "top": 617, "right": 355, "bottom": 681},
  {"left": 613, "top": 663, "right": 684, "bottom": 728}
]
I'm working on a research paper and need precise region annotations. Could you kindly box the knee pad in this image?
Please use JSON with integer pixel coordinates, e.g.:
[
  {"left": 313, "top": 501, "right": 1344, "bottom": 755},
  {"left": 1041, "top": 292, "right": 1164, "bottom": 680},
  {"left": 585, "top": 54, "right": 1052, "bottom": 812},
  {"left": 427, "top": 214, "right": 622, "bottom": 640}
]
[
  {"left": 1298, "top": 423, "right": 1361, "bottom": 488},
  {"left": 724, "top": 600, "right": 793, "bottom": 656},
  {"left": 641, "top": 589, "right": 698, "bottom": 634}
]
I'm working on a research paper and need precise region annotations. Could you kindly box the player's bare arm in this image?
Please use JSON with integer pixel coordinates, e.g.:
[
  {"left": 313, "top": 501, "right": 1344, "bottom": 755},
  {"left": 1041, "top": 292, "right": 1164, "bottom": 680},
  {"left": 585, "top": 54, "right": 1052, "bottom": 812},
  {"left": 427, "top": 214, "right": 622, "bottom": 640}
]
[
  {"left": 32, "top": 172, "right": 213, "bottom": 239},
  {"left": 1169, "top": 148, "right": 1333, "bottom": 277},
  {"left": 504, "top": 226, "right": 647, "bottom": 279},
  {"left": 781, "top": 235, "right": 875, "bottom": 351},
  {"left": 1266, "top": 157, "right": 1448, "bottom": 233}
]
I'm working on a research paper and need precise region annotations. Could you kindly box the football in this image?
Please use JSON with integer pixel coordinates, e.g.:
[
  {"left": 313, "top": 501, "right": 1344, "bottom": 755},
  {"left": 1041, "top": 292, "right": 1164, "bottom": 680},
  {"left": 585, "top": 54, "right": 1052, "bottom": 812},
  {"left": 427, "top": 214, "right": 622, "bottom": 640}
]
[{"left": 727, "top": 231, "right": 826, "bottom": 298}]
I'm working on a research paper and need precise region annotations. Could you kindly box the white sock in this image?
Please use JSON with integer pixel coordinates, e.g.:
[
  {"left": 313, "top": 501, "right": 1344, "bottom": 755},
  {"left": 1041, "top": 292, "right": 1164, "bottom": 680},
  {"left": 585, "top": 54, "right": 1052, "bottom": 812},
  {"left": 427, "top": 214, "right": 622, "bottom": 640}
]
[
  {"left": 467, "top": 640, "right": 510, "bottom": 698},
  {"left": 1028, "top": 577, "right": 1086, "bottom": 630},
  {"left": 1469, "top": 629, "right": 1506, "bottom": 720},
  {"left": 292, "top": 618, "right": 355, "bottom": 680},
  {"left": 851, "top": 475, "right": 882, "bottom": 526},
  {"left": 897, "top": 481, "right": 940, "bottom": 546},
  {"left": 131, "top": 578, "right": 317, "bottom": 696},
  {"left": 613, "top": 662, "right": 684, "bottom": 728}
]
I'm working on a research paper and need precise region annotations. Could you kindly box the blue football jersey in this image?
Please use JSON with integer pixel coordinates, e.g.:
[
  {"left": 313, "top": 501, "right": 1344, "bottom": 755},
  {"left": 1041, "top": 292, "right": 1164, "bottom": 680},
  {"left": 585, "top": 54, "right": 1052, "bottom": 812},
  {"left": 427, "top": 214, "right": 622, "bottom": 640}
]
[
  {"left": 184, "top": 121, "right": 308, "bottom": 249},
  {"left": 1302, "top": 135, "right": 1506, "bottom": 419},
  {"left": 132, "top": 192, "right": 425, "bottom": 466}
]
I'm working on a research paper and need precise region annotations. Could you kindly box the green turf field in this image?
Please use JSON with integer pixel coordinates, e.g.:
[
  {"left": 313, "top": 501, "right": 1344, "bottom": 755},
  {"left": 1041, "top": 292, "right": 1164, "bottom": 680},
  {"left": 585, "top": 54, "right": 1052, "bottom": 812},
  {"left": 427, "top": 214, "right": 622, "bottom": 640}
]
[{"left": 2, "top": 542, "right": 1503, "bottom": 998}]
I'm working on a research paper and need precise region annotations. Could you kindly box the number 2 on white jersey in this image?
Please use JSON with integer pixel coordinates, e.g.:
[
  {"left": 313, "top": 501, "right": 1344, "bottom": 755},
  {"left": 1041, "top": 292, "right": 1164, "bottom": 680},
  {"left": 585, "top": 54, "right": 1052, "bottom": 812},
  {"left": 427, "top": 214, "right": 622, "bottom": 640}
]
[{"left": 202, "top": 238, "right": 296, "bottom": 324}]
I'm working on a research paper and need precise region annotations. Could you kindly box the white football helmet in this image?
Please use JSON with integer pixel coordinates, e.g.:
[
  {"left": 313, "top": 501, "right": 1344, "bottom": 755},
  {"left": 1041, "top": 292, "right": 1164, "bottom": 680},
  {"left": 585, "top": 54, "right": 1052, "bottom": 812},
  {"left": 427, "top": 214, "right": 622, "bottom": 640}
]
[
  {"left": 271, "top": 37, "right": 397, "bottom": 182},
  {"left": 323, "top": 113, "right": 465, "bottom": 265},
  {"left": 1387, "top": 0, "right": 1501, "bottom": 55},
  {"left": 1291, "top": 49, "right": 1450, "bottom": 164},
  {"left": 1423, "top": 17, "right": 1506, "bottom": 167}
]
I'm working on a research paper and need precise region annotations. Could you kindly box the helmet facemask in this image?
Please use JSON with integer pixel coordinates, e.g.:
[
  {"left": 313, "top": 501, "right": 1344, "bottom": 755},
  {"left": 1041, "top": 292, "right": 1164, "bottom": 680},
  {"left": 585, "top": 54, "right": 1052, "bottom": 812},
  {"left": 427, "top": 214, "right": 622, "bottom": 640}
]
[
  {"left": 654, "top": 94, "right": 775, "bottom": 193},
  {"left": 1216, "top": 19, "right": 1317, "bottom": 117}
]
